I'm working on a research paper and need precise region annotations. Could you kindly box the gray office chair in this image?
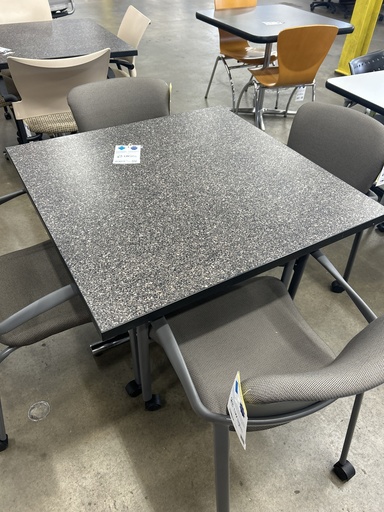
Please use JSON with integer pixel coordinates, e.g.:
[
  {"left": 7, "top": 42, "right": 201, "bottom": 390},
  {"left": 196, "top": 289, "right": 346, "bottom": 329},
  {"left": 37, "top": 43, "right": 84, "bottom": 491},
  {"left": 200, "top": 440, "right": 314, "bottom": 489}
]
[
  {"left": 287, "top": 102, "right": 384, "bottom": 292},
  {"left": 137, "top": 248, "right": 384, "bottom": 512},
  {"left": 0, "top": 191, "right": 140, "bottom": 449},
  {"left": 68, "top": 77, "right": 171, "bottom": 132},
  {"left": 0, "top": 192, "right": 92, "bottom": 451}
]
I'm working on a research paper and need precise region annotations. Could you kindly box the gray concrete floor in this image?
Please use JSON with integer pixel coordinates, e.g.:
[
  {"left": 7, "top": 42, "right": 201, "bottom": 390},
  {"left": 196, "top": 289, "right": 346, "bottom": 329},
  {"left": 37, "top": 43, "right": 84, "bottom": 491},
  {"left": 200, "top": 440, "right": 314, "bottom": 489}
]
[{"left": 2, "top": 0, "right": 384, "bottom": 511}]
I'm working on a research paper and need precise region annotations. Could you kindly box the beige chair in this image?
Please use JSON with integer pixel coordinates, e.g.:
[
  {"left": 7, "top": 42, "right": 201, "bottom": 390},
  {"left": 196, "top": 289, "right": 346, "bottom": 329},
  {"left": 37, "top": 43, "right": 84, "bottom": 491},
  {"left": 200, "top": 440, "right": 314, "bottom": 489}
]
[
  {"left": 205, "top": 0, "right": 277, "bottom": 111},
  {"left": 0, "top": 0, "right": 52, "bottom": 23},
  {"left": 236, "top": 24, "right": 338, "bottom": 129},
  {"left": 6, "top": 48, "right": 111, "bottom": 143},
  {"left": 110, "top": 5, "right": 151, "bottom": 78}
]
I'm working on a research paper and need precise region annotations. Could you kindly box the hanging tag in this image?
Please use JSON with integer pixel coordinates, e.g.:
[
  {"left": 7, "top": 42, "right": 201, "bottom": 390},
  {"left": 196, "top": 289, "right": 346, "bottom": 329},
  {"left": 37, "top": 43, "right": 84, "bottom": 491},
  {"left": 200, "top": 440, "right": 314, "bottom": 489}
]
[
  {"left": 113, "top": 144, "right": 141, "bottom": 164},
  {"left": 295, "top": 86, "right": 306, "bottom": 102},
  {"left": 227, "top": 371, "right": 248, "bottom": 450}
]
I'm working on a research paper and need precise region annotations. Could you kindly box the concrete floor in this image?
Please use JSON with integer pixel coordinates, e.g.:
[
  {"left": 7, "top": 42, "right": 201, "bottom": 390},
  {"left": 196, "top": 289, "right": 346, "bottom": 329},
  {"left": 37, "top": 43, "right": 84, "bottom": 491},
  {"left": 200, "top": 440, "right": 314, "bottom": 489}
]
[{"left": 1, "top": 0, "right": 384, "bottom": 511}]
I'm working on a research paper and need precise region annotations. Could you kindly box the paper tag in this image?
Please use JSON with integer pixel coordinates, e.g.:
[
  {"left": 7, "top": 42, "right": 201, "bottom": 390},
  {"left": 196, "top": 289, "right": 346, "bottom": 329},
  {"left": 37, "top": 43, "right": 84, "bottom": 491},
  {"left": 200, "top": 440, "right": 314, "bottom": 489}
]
[
  {"left": 113, "top": 145, "right": 141, "bottom": 164},
  {"left": 227, "top": 372, "right": 248, "bottom": 450},
  {"left": 262, "top": 21, "right": 284, "bottom": 26},
  {"left": 295, "top": 86, "right": 306, "bottom": 102},
  {"left": 375, "top": 165, "right": 384, "bottom": 187}
]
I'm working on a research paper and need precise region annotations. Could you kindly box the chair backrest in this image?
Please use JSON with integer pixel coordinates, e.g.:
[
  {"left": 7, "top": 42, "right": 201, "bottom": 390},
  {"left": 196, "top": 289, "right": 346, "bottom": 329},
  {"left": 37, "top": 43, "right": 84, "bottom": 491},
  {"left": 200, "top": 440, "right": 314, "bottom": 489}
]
[
  {"left": 7, "top": 48, "right": 110, "bottom": 120},
  {"left": 214, "top": 0, "right": 257, "bottom": 56},
  {"left": 0, "top": 0, "right": 52, "bottom": 23},
  {"left": 116, "top": 5, "right": 151, "bottom": 75},
  {"left": 215, "top": 0, "right": 256, "bottom": 9},
  {"left": 275, "top": 25, "right": 338, "bottom": 86},
  {"left": 349, "top": 49, "right": 384, "bottom": 75},
  {"left": 67, "top": 77, "right": 171, "bottom": 132},
  {"left": 287, "top": 102, "right": 384, "bottom": 194}
]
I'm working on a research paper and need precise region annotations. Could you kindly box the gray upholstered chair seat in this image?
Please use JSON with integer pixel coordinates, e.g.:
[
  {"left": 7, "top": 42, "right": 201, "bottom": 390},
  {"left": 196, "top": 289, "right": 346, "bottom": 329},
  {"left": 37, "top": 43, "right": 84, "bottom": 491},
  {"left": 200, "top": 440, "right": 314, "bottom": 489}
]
[{"left": 160, "top": 276, "right": 335, "bottom": 416}]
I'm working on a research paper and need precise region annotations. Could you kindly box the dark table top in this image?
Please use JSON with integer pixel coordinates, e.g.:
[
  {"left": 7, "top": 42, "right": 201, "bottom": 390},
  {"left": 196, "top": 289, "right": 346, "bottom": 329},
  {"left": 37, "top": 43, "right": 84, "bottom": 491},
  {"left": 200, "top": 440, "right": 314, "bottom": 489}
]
[
  {"left": 196, "top": 4, "right": 354, "bottom": 43},
  {"left": 326, "top": 71, "right": 384, "bottom": 116},
  {"left": 0, "top": 17, "right": 136, "bottom": 69},
  {"left": 6, "top": 107, "right": 384, "bottom": 339}
]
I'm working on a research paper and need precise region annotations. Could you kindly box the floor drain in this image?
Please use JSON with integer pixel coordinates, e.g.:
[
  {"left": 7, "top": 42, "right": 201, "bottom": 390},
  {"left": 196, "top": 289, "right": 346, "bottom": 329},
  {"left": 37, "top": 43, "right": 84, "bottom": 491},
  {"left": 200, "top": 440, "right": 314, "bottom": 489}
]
[{"left": 28, "top": 401, "right": 51, "bottom": 421}]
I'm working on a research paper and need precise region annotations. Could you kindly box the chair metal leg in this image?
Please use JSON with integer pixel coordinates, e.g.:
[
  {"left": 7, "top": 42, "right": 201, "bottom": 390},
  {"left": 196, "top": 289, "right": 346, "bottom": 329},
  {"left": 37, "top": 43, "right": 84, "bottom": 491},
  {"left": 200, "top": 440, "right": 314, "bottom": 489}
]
[
  {"left": 213, "top": 423, "right": 230, "bottom": 512},
  {"left": 221, "top": 57, "right": 237, "bottom": 112},
  {"left": 331, "top": 231, "right": 362, "bottom": 293},
  {"left": 0, "top": 398, "right": 9, "bottom": 452},
  {"left": 137, "top": 323, "right": 161, "bottom": 411},
  {"left": 333, "top": 393, "right": 364, "bottom": 481},
  {"left": 235, "top": 78, "right": 253, "bottom": 114},
  {"left": 205, "top": 56, "right": 221, "bottom": 100},
  {"left": 205, "top": 55, "right": 240, "bottom": 111}
]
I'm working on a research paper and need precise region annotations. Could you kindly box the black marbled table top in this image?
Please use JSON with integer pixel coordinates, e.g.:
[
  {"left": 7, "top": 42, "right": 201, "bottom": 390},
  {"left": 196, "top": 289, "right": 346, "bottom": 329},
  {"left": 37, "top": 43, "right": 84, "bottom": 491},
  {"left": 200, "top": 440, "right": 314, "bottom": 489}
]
[
  {"left": 0, "top": 18, "right": 136, "bottom": 69},
  {"left": 7, "top": 107, "right": 384, "bottom": 338}
]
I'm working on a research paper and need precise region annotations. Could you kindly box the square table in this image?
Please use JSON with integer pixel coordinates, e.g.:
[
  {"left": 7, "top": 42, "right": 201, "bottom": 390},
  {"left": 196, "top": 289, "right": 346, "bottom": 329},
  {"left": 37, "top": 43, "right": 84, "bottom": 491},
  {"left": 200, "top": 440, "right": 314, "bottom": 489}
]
[
  {"left": 326, "top": 70, "right": 384, "bottom": 116},
  {"left": 6, "top": 107, "right": 384, "bottom": 341},
  {"left": 0, "top": 17, "right": 136, "bottom": 69},
  {"left": 196, "top": 3, "right": 354, "bottom": 63}
]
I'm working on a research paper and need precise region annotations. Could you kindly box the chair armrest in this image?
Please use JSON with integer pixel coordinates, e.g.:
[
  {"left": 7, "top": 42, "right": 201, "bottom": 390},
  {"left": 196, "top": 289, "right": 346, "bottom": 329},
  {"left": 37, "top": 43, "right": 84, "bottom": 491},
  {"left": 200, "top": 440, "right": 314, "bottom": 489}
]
[
  {"left": 0, "top": 283, "right": 79, "bottom": 334},
  {"left": 109, "top": 58, "right": 135, "bottom": 70}
]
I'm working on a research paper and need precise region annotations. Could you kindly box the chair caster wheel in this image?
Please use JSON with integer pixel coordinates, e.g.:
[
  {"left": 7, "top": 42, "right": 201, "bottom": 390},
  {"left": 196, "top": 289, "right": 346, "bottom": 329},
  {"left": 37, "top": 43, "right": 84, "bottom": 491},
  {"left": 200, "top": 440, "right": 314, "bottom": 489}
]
[
  {"left": 4, "top": 112, "right": 11, "bottom": 120},
  {"left": 145, "top": 394, "right": 161, "bottom": 411},
  {"left": 331, "top": 280, "right": 345, "bottom": 293},
  {"left": 376, "top": 222, "right": 384, "bottom": 233},
  {"left": 125, "top": 380, "right": 142, "bottom": 397},
  {"left": 333, "top": 460, "right": 356, "bottom": 481},
  {"left": 0, "top": 435, "right": 9, "bottom": 452}
]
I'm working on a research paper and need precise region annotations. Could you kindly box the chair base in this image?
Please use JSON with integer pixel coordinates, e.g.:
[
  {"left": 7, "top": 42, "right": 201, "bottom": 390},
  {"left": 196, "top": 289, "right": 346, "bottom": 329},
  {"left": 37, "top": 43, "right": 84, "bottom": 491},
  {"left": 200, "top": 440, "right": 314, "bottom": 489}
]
[
  {"left": 331, "top": 280, "right": 345, "bottom": 293},
  {"left": 125, "top": 379, "right": 142, "bottom": 397},
  {"left": 145, "top": 394, "right": 162, "bottom": 411},
  {"left": 333, "top": 460, "right": 356, "bottom": 481}
]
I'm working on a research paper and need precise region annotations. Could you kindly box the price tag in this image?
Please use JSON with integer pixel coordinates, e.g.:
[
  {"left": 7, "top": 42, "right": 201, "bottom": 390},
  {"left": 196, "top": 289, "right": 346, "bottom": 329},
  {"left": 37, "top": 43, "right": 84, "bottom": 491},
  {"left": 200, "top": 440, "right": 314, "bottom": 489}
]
[
  {"left": 227, "top": 372, "right": 248, "bottom": 450},
  {"left": 295, "top": 86, "right": 306, "bottom": 102},
  {"left": 113, "top": 145, "right": 141, "bottom": 164}
]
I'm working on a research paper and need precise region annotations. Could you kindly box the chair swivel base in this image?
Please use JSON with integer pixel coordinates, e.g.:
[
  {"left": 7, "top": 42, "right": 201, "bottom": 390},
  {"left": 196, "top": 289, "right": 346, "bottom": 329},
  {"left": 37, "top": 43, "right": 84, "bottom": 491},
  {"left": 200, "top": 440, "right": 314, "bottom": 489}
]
[
  {"left": 0, "top": 435, "right": 8, "bottom": 452},
  {"left": 333, "top": 460, "right": 356, "bottom": 481},
  {"left": 125, "top": 379, "right": 142, "bottom": 397}
]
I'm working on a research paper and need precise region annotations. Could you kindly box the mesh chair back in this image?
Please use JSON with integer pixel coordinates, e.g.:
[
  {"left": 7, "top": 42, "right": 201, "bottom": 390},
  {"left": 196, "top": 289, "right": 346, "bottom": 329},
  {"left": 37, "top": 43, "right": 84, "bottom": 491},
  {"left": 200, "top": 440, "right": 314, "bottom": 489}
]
[
  {"left": 287, "top": 102, "right": 384, "bottom": 193},
  {"left": 0, "top": 0, "right": 52, "bottom": 23},
  {"left": 68, "top": 77, "right": 170, "bottom": 132},
  {"left": 349, "top": 49, "right": 384, "bottom": 75},
  {"left": 116, "top": 5, "right": 151, "bottom": 77},
  {"left": 7, "top": 48, "right": 110, "bottom": 120}
]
